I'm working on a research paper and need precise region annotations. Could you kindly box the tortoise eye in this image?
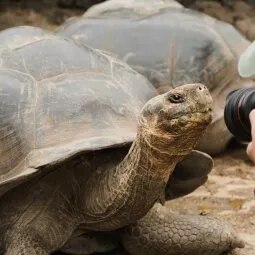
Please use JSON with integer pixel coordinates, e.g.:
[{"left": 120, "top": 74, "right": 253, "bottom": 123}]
[{"left": 168, "top": 94, "right": 184, "bottom": 103}]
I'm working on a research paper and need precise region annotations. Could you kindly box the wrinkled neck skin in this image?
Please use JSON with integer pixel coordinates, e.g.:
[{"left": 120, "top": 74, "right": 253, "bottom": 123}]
[{"left": 80, "top": 126, "right": 199, "bottom": 231}]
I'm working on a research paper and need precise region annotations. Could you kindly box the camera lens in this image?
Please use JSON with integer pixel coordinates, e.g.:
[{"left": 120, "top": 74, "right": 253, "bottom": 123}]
[{"left": 224, "top": 88, "right": 255, "bottom": 142}]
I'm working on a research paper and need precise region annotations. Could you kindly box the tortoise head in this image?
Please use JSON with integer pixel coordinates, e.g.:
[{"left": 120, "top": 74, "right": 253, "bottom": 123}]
[{"left": 139, "top": 83, "right": 213, "bottom": 152}]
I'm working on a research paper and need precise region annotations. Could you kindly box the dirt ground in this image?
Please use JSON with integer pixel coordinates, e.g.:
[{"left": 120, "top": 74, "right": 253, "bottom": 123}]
[{"left": 0, "top": 0, "right": 254, "bottom": 254}]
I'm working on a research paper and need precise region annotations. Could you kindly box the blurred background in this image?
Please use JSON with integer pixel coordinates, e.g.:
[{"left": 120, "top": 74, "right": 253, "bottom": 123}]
[{"left": 0, "top": 0, "right": 254, "bottom": 41}]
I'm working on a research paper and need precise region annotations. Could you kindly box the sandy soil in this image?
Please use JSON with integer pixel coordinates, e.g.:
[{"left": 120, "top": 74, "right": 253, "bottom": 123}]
[{"left": 0, "top": 0, "right": 254, "bottom": 254}]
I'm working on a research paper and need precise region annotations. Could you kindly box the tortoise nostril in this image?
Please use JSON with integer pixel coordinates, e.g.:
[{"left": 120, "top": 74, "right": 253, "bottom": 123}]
[{"left": 198, "top": 86, "right": 203, "bottom": 90}]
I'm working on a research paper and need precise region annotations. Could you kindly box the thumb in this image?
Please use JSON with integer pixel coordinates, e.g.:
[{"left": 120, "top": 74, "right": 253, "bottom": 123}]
[
  {"left": 247, "top": 142, "right": 253, "bottom": 158},
  {"left": 249, "top": 109, "right": 255, "bottom": 122},
  {"left": 249, "top": 109, "right": 255, "bottom": 143},
  {"left": 247, "top": 109, "right": 255, "bottom": 162}
]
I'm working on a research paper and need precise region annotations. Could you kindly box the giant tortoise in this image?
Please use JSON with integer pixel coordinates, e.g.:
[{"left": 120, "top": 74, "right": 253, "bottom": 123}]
[
  {"left": 56, "top": 0, "right": 255, "bottom": 155},
  {"left": 0, "top": 26, "right": 244, "bottom": 255}
]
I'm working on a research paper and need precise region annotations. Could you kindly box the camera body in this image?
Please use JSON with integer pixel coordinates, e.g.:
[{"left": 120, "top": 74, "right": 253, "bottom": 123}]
[{"left": 224, "top": 88, "right": 255, "bottom": 142}]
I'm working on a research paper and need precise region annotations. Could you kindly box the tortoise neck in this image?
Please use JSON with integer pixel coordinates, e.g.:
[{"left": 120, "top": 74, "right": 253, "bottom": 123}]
[
  {"left": 124, "top": 128, "right": 185, "bottom": 182},
  {"left": 81, "top": 127, "right": 186, "bottom": 231}
]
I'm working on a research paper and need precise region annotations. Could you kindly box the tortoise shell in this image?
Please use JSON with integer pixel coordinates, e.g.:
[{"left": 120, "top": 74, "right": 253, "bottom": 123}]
[
  {"left": 56, "top": 0, "right": 255, "bottom": 154},
  {"left": 0, "top": 26, "right": 156, "bottom": 195}
]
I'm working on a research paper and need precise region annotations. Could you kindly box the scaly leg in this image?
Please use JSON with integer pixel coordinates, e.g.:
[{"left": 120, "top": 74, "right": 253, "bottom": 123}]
[
  {"left": 166, "top": 150, "right": 213, "bottom": 200},
  {"left": 121, "top": 203, "right": 244, "bottom": 255}
]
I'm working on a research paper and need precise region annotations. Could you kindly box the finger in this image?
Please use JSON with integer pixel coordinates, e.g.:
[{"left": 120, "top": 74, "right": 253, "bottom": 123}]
[
  {"left": 247, "top": 142, "right": 255, "bottom": 162},
  {"left": 248, "top": 109, "right": 255, "bottom": 159},
  {"left": 247, "top": 142, "right": 253, "bottom": 157},
  {"left": 249, "top": 109, "right": 255, "bottom": 141}
]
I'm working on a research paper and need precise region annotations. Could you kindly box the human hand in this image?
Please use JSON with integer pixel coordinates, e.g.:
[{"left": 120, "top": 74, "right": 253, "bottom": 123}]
[{"left": 246, "top": 109, "right": 255, "bottom": 162}]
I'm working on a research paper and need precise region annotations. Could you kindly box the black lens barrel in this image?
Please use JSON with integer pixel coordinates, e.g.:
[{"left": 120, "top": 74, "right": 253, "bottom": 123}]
[{"left": 224, "top": 88, "right": 255, "bottom": 142}]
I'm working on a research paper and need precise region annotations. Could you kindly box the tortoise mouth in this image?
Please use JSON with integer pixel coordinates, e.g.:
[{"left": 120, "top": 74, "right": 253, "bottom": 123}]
[
  {"left": 165, "top": 110, "right": 213, "bottom": 133},
  {"left": 187, "top": 110, "right": 212, "bottom": 122},
  {"left": 168, "top": 108, "right": 213, "bottom": 121}
]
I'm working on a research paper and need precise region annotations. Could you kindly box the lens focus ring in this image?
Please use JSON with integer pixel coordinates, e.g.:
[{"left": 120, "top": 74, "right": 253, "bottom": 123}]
[{"left": 224, "top": 88, "right": 255, "bottom": 142}]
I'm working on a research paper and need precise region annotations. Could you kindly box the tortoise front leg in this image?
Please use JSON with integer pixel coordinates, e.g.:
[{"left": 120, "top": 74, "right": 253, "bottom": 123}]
[
  {"left": 121, "top": 203, "right": 244, "bottom": 255},
  {"left": 166, "top": 150, "right": 213, "bottom": 200}
]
